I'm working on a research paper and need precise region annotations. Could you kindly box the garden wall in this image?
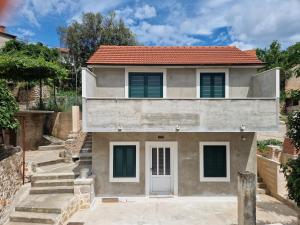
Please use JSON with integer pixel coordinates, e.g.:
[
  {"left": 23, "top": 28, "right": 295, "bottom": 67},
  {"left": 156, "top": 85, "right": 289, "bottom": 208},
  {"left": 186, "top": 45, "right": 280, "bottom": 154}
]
[
  {"left": 50, "top": 112, "right": 73, "bottom": 140},
  {"left": 257, "top": 155, "right": 286, "bottom": 197},
  {"left": 0, "top": 149, "right": 22, "bottom": 225}
]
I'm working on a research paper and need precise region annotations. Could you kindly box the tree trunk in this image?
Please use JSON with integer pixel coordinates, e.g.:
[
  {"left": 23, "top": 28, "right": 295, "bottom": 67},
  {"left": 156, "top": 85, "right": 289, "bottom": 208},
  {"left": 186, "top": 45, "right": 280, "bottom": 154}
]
[
  {"left": 39, "top": 79, "right": 43, "bottom": 109},
  {"left": 298, "top": 212, "right": 300, "bottom": 225}
]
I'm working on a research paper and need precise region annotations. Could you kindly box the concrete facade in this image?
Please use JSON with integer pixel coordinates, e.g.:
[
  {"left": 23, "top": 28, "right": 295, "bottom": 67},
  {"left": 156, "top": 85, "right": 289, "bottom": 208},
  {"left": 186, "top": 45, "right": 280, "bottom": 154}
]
[
  {"left": 92, "top": 132, "right": 256, "bottom": 196},
  {"left": 90, "top": 67, "right": 259, "bottom": 98}
]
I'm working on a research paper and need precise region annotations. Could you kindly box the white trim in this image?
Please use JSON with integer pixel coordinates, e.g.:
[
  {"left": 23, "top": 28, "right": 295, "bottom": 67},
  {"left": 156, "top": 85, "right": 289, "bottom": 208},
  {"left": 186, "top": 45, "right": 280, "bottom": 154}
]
[
  {"left": 89, "top": 65, "right": 264, "bottom": 69},
  {"left": 196, "top": 68, "right": 229, "bottom": 98},
  {"left": 145, "top": 141, "right": 178, "bottom": 196},
  {"left": 199, "top": 142, "right": 230, "bottom": 182},
  {"left": 125, "top": 67, "right": 167, "bottom": 98},
  {"left": 109, "top": 142, "right": 140, "bottom": 183},
  {"left": 275, "top": 68, "right": 280, "bottom": 98}
]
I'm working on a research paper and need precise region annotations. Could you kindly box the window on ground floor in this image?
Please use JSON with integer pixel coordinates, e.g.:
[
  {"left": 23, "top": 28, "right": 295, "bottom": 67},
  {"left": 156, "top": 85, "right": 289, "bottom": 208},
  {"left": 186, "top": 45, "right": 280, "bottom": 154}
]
[
  {"left": 109, "top": 142, "right": 140, "bottom": 182},
  {"left": 199, "top": 142, "right": 230, "bottom": 182}
]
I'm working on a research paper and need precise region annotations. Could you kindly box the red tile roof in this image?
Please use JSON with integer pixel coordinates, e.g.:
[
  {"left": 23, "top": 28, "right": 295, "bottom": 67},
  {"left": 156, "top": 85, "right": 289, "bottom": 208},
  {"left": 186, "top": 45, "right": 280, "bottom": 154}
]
[
  {"left": 243, "top": 50, "right": 257, "bottom": 58},
  {"left": 87, "top": 45, "right": 263, "bottom": 66}
]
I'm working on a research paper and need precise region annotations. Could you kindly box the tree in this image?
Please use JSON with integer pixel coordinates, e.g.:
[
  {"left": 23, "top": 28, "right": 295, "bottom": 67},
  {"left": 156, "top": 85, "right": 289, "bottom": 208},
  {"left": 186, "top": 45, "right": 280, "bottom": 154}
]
[
  {"left": 0, "top": 80, "right": 19, "bottom": 130},
  {"left": 58, "top": 12, "right": 137, "bottom": 89},
  {"left": 0, "top": 40, "right": 68, "bottom": 109},
  {"left": 256, "top": 41, "right": 300, "bottom": 90},
  {"left": 282, "top": 111, "right": 300, "bottom": 224}
]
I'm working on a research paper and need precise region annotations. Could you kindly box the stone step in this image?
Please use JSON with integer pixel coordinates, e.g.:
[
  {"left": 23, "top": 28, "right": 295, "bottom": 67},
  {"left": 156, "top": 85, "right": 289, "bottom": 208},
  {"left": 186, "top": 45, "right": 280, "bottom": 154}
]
[
  {"left": 38, "top": 145, "right": 65, "bottom": 151},
  {"left": 6, "top": 222, "right": 47, "bottom": 225},
  {"left": 257, "top": 182, "right": 267, "bottom": 189},
  {"left": 79, "top": 152, "right": 92, "bottom": 157},
  {"left": 15, "top": 205, "right": 61, "bottom": 214},
  {"left": 10, "top": 211, "right": 58, "bottom": 224},
  {"left": 31, "top": 173, "right": 76, "bottom": 181},
  {"left": 43, "top": 135, "right": 65, "bottom": 145},
  {"left": 30, "top": 186, "right": 74, "bottom": 194},
  {"left": 257, "top": 188, "right": 267, "bottom": 194},
  {"left": 81, "top": 148, "right": 92, "bottom": 153},
  {"left": 32, "top": 179, "right": 74, "bottom": 187},
  {"left": 36, "top": 158, "right": 65, "bottom": 167}
]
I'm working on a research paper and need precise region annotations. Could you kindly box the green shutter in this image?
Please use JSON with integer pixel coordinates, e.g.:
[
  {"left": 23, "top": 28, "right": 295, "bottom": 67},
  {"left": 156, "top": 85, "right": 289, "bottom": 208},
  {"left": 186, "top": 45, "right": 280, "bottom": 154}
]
[
  {"left": 200, "top": 73, "right": 225, "bottom": 98},
  {"left": 113, "top": 145, "right": 136, "bottom": 178},
  {"left": 203, "top": 145, "right": 227, "bottom": 177},
  {"left": 129, "top": 73, "right": 163, "bottom": 98}
]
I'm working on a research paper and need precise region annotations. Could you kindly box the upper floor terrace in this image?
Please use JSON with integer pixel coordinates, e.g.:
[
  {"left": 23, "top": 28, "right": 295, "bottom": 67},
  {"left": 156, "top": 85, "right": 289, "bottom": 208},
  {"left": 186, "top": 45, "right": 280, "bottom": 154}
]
[{"left": 82, "top": 66, "right": 279, "bottom": 133}]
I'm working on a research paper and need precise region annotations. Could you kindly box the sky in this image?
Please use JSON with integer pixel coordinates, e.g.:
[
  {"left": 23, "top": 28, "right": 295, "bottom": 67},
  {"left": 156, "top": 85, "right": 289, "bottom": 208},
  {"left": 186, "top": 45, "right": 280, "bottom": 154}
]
[{"left": 1, "top": 0, "right": 300, "bottom": 50}]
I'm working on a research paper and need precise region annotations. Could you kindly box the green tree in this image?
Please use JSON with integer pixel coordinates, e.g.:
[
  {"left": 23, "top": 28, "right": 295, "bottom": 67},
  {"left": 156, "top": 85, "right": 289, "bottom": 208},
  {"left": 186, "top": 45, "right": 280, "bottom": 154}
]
[
  {"left": 0, "top": 40, "right": 68, "bottom": 109},
  {"left": 256, "top": 41, "right": 300, "bottom": 90},
  {"left": 282, "top": 111, "right": 300, "bottom": 224},
  {"left": 58, "top": 12, "right": 137, "bottom": 89},
  {"left": 0, "top": 80, "right": 19, "bottom": 130}
]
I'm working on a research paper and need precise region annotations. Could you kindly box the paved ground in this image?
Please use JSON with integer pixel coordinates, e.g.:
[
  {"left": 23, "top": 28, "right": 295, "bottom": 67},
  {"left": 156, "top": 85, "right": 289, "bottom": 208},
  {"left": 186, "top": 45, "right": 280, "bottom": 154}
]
[{"left": 66, "top": 194, "right": 297, "bottom": 225}]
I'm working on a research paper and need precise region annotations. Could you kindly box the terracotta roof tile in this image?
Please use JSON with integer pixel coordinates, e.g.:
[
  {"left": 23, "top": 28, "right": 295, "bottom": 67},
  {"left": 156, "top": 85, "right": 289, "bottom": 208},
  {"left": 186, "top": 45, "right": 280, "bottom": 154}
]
[{"left": 87, "top": 45, "right": 263, "bottom": 65}]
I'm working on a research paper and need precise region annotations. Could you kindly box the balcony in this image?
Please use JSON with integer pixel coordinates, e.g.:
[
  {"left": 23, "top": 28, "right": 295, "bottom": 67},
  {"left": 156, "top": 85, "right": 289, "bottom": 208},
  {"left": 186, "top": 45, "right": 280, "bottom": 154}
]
[{"left": 82, "top": 68, "right": 279, "bottom": 132}]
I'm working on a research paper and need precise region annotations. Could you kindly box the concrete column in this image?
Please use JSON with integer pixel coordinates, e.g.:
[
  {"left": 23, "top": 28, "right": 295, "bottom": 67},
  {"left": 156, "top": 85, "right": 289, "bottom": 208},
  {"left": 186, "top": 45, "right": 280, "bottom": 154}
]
[
  {"left": 238, "top": 171, "right": 256, "bottom": 225},
  {"left": 72, "top": 106, "right": 80, "bottom": 133}
]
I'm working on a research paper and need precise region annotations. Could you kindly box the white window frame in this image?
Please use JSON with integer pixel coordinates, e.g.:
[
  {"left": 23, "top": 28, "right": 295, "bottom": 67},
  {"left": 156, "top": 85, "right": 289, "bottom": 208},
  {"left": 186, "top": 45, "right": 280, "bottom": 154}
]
[
  {"left": 199, "top": 142, "right": 230, "bottom": 182},
  {"left": 125, "top": 67, "right": 167, "bottom": 98},
  {"left": 196, "top": 68, "right": 229, "bottom": 98},
  {"left": 109, "top": 142, "right": 140, "bottom": 183}
]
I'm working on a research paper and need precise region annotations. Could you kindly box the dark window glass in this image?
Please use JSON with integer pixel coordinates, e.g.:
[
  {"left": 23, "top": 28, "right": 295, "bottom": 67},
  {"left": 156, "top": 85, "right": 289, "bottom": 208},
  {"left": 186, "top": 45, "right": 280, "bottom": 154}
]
[
  {"left": 165, "top": 148, "right": 170, "bottom": 175},
  {"left": 113, "top": 145, "right": 136, "bottom": 178},
  {"left": 200, "top": 73, "right": 225, "bottom": 98},
  {"left": 203, "top": 145, "right": 227, "bottom": 177},
  {"left": 159, "top": 148, "right": 164, "bottom": 175},
  {"left": 152, "top": 148, "right": 157, "bottom": 175},
  {"left": 129, "top": 72, "right": 163, "bottom": 98}
]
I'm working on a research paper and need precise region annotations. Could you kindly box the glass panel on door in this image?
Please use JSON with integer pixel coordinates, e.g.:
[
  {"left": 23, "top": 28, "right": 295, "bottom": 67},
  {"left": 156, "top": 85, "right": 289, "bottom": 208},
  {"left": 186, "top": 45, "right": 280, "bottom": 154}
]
[{"left": 152, "top": 147, "right": 171, "bottom": 176}]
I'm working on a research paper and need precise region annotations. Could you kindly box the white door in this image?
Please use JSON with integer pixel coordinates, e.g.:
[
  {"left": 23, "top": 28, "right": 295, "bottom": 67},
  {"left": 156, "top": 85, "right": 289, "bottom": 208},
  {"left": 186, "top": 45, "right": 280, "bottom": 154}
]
[{"left": 150, "top": 145, "right": 173, "bottom": 195}]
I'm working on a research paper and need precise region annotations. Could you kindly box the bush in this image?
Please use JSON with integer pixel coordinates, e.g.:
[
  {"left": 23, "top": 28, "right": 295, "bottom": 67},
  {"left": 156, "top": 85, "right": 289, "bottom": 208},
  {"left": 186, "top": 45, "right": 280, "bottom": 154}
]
[
  {"left": 281, "top": 157, "right": 300, "bottom": 207},
  {"left": 257, "top": 139, "right": 282, "bottom": 150}
]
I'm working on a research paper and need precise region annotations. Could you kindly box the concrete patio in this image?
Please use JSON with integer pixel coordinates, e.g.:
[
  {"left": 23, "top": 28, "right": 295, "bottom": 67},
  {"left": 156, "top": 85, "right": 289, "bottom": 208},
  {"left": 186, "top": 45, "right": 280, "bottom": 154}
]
[{"left": 66, "top": 194, "right": 298, "bottom": 225}]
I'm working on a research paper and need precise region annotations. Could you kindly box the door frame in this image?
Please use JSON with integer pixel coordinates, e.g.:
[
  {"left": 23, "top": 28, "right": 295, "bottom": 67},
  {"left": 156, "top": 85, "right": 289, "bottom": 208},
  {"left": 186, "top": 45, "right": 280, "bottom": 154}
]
[{"left": 145, "top": 141, "right": 178, "bottom": 196}]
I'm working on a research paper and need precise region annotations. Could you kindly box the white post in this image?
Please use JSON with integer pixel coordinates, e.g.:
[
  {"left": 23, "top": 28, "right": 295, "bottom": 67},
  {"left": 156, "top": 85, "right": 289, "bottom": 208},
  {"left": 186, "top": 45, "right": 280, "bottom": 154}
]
[{"left": 72, "top": 105, "right": 80, "bottom": 133}]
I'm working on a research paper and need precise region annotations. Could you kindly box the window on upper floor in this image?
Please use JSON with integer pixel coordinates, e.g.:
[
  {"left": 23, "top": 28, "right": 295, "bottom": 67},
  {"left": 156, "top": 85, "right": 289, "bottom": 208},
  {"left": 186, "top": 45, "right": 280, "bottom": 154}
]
[
  {"left": 200, "top": 73, "right": 225, "bottom": 98},
  {"left": 128, "top": 72, "right": 163, "bottom": 98}
]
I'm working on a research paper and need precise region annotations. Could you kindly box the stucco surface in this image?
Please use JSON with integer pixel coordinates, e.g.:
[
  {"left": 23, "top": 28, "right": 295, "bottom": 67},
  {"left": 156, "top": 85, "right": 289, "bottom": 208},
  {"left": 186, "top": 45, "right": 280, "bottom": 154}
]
[
  {"left": 92, "top": 132, "right": 256, "bottom": 196},
  {"left": 229, "top": 68, "right": 257, "bottom": 97}
]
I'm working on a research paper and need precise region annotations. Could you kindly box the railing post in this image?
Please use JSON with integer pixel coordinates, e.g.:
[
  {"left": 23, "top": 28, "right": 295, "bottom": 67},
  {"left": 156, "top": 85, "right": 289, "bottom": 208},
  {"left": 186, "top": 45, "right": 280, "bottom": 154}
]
[{"left": 238, "top": 171, "right": 256, "bottom": 225}]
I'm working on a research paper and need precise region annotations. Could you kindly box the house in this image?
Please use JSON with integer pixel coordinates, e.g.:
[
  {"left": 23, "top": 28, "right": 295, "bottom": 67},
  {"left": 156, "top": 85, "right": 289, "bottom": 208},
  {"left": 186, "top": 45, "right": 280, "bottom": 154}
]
[
  {"left": 81, "top": 45, "right": 279, "bottom": 196},
  {"left": 284, "top": 65, "right": 300, "bottom": 112},
  {"left": 0, "top": 25, "right": 16, "bottom": 48}
]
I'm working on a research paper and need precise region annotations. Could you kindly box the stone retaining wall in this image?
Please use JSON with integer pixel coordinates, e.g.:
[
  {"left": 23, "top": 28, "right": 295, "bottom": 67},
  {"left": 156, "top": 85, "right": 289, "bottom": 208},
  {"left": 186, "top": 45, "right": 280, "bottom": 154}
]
[
  {"left": 257, "top": 155, "right": 286, "bottom": 197},
  {"left": 0, "top": 151, "right": 22, "bottom": 225}
]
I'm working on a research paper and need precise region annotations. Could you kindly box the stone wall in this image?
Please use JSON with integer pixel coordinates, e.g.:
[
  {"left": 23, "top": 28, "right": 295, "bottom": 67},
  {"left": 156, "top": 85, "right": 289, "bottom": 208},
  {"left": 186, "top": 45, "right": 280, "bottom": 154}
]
[
  {"left": 0, "top": 150, "right": 22, "bottom": 225},
  {"left": 257, "top": 155, "right": 286, "bottom": 197},
  {"left": 50, "top": 112, "right": 73, "bottom": 140}
]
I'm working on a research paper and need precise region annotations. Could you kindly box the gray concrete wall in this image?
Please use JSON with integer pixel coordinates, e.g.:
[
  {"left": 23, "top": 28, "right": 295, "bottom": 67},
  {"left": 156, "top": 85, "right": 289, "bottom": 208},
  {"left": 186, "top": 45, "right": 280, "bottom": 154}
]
[
  {"left": 229, "top": 68, "right": 257, "bottom": 97},
  {"left": 84, "top": 98, "right": 278, "bottom": 132},
  {"left": 166, "top": 69, "right": 196, "bottom": 98},
  {"left": 0, "top": 34, "right": 13, "bottom": 48},
  {"left": 93, "top": 68, "right": 125, "bottom": 97},
  {"left": 251, "top": 68, "right": 278, "bottom": 98},
  {"left": 92, "top": 132, "right": 256, "bottom": 196},
  {"left": 90, "top": 67, "right": 262, "bottom": 98}
]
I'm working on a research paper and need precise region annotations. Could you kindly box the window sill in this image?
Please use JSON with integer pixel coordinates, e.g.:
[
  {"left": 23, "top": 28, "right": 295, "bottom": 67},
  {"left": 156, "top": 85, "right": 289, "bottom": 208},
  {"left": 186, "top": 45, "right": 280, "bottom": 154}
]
[
  {"left": 109, "top": 177, "right": 140, "bottom": 183},
  {"left": 200, "top": 177, "right": 230, "bottom": 182}
]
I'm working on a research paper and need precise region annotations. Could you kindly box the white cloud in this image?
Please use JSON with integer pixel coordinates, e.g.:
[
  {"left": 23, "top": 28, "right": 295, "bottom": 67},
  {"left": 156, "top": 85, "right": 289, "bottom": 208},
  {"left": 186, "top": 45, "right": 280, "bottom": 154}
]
[
  {"left": 16, "top": 28, "right": 35, "bottom": 38},
  {"left": 132, "top": 22, "right": 200, "bottom": 46},
  {"left": 230, "top": 41, "right": 254, "bottom": 50},
  {"left": 134, "top": 4, "right": 156, "bottom": 20}
]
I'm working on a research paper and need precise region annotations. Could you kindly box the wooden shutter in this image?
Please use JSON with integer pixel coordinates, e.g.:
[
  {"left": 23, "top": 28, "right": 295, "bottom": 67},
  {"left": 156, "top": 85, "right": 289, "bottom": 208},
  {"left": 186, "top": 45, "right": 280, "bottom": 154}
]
[
  {"left": 129, "top": 72, "right": 163, "bottom": 98},
  {"left": 203, "top": 145, "right": 227, "bottom": 177},
  {"left": 113, "top": 145, "right": 136, "bottom": 177},
  {"left": 200, "top": 73, "right": 225, "bottom": 98}
]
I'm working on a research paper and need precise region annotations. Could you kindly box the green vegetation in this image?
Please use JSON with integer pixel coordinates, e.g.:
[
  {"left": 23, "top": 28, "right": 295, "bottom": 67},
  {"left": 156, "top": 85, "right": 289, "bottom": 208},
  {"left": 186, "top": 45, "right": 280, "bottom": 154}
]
[
  {"left": 282, "top": 111, "right": 300, "bottom": 207},
  {"left": 0, "top": 80, "right": 19, "bottom": 130},
  {"left": 257, "top": 139, "right": 283, "bottom": 154},
  {"left": 58, "top": 12, "right": 137, "bottom": 89},
  {"left": 256, "top": 41, "right": 300, "bottom": 90}
]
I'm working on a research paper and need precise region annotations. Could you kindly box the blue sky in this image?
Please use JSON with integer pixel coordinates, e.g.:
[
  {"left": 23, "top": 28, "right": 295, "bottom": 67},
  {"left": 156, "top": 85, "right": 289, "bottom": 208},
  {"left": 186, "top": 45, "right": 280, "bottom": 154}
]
[{"left": 1, "top": 0, "right": 300, "bottom": 49}]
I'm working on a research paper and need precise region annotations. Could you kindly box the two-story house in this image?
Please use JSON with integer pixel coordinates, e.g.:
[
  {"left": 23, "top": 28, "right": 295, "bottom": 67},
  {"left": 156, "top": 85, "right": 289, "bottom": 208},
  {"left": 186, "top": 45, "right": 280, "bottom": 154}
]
[{"left": 82, "top": 45, "right": 279, "bottom": 197}]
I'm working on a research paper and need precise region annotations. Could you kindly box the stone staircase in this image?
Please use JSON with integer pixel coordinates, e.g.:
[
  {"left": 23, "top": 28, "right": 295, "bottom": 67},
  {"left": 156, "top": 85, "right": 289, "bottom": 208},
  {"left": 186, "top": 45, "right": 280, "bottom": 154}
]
[
  {"left": 7, "top": 173, "right": 78, "bottom": 225},
  {"left": 79, "top": 133, "right": 92, "bottom": 170},
  {"left": 257, "top": 175, "right": 268, "bottom": 194}
]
